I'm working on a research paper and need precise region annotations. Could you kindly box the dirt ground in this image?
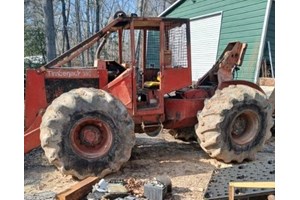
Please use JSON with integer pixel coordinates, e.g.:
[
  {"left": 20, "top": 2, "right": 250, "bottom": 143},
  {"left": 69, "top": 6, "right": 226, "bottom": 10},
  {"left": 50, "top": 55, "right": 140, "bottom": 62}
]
[{"left": 24, "top": 130, "right": 275, "bottom": 200}]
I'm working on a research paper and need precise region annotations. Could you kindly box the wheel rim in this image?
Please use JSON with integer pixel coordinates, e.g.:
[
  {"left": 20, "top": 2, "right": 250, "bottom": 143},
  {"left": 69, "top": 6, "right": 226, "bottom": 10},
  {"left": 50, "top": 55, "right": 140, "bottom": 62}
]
[
  {"left": 229, "top": 109, "right": 259, "bottom": 145},
  {"left": 70, "top": 117, "right": 113, "bottom": 159}
]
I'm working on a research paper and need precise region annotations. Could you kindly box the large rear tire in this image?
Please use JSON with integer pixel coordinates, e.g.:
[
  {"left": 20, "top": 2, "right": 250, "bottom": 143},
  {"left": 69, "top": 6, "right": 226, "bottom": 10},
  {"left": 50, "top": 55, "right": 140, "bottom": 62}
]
[
  {"left": 40, "top": 88, "right": 135, "bottom": 180},
  {"left": 195, "top": 85, "right": 273, "bottom": 163}
]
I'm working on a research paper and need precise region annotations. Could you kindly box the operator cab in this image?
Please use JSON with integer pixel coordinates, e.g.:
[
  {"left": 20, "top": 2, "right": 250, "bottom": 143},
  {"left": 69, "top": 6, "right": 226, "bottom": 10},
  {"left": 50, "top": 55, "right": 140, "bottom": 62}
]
[{"left": 93, "top": 15, "right": 192, "bottom": 132}]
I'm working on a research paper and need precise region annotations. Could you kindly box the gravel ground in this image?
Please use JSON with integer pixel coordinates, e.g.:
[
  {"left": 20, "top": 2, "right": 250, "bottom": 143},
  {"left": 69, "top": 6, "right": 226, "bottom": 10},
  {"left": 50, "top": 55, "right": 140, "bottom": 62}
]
[{"left": 24, "top": 130, "right": 275, "bottom": 200}]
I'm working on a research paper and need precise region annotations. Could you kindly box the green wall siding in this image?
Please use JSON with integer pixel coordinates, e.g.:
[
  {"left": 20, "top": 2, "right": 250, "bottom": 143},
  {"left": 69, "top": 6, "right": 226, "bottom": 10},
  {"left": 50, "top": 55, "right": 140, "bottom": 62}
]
[
  {"left": 146, "top": 31, "right": 160, "bottom": 68},
  {"left": 165, "top": 0, "right": 269, "bottom": 82},
  {"left": 264, "top": 1, "right": 275, "bottom": 75}
]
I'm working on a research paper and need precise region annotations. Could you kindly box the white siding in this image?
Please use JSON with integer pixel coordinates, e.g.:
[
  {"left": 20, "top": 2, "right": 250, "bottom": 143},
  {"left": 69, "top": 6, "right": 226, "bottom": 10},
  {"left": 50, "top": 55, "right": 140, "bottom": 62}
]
[{"left": 190, "top": 13, "right": 222, "bottom": 81}]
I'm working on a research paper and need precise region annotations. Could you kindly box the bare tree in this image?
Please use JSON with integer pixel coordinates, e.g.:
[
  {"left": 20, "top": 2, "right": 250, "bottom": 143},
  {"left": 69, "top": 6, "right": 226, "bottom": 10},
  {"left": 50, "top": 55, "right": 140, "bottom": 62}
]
[
  {"left": 26, "top": 0, "right": 176, "bottom": 65},
  {"left": 42, "top": 0, "right": 57, "bottom": 61},
  {"left": 135, "top": 0, "right": 146, "bottom": 65},
  {"left": 25, "top": 0, "right": 44, "bottom": 26},
  {"left": 61, "top": 0, "right": 70, "bottom": 53},
  {"left": 95, "top": 0, "right": 100, "bottom": 33},
  {"left": 60, "top": 0, "right": 71, "bottom": 67},
  {"left": 75, "top": 0, "right": 85, "bottom": 66},
  {"left": 86, "top": 0, "right": 91, "bottom": 64}
]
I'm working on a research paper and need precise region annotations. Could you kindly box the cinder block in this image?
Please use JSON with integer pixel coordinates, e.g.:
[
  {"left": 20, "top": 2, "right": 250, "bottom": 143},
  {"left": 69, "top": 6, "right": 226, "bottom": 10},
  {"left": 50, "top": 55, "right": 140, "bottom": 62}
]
[{"left": 144, "top": 181, "right": 166, "bottom": 200}]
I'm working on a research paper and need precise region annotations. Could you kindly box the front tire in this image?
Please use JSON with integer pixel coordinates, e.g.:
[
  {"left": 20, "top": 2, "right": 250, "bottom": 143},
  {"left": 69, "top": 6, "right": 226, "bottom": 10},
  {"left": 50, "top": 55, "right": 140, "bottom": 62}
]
[
  {"left": 195, "top": 85, "right": 273, "bottom": 163},
  {"left": 40, "top": 88, "right": 135, "bottom": 180}
]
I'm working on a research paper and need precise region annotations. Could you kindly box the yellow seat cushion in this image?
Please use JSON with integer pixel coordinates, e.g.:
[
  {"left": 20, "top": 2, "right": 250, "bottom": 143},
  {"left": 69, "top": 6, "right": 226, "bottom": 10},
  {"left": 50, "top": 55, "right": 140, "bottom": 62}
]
[{"left": 144, "top": 81, "right": 160, "bottom": 88}]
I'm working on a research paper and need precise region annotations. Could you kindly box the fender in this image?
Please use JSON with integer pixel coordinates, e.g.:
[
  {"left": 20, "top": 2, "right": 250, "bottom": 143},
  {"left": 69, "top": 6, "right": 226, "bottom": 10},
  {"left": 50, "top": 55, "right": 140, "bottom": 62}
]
[{"left": 219, "top": 80, "right": 266, "bottom": 95}]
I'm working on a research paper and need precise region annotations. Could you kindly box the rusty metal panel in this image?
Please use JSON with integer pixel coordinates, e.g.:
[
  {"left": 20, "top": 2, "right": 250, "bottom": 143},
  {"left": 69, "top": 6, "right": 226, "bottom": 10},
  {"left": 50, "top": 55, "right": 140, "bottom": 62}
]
[
  {"left": 162, "top": 67, "right": 192, "bottom": 94},
  {"left": 107, "top": 68, "right": 133, "bottom": 110},
  {"left": 24, "top": 69, "right": 47, "bottom": 132},
  {"left": 163, "top": 97, "right": 205, "bottom": 129},
  {"left": 24, "top": 69, "right": 48, "bottom": 153},
  {"left": 24, "top": 115, "right": 42, "bottom": 153}
]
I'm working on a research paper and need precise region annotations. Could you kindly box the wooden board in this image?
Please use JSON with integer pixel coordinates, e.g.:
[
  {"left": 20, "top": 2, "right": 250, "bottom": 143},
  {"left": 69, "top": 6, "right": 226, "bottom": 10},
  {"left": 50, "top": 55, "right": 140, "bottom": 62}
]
[
  {"left": 56, "top": 177, "right": 100, "bottom": 200},
  {"left": 228, "top": 181, "right": 275, "bottom": 200},
  {"left": 258, "top": 77, "right": 275, "bottom": 86}
]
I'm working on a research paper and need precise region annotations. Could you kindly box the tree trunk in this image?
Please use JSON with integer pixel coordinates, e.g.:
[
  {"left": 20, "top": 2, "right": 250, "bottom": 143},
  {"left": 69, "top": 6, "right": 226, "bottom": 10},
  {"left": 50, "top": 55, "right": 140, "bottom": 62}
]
[
  {"left": 61, "top": 0, "right": 71, "bottom": 66},
  {"left": 163, "top": 0, "right": 166, "bottom": 10},
  {"left": 95, "top": 0, "right": 100, "bottom": 33},
  {"left": 94, "top": 0, "right": 100, "bottom": 60},
  {"left": 90, "top": 2, "right": 95, "bottom": 61},
  {"left": 86, "top": 0, "right": 91, "bottom": 64},
  {"left": 75, "top": 0, "right": 85, "bottom": 66},
  {"left": 136, "top": 0, "right": 145, "bottom": 65},
  {"left": 42, "top": 0, "right": 56, "bottom": 61}
]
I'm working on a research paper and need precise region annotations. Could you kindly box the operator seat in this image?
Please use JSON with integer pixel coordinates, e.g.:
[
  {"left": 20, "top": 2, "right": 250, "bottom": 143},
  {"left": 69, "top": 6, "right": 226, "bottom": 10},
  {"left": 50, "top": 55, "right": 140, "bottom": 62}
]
[{"left": 143, "top": 72, "right": 160, "bottom": 89}]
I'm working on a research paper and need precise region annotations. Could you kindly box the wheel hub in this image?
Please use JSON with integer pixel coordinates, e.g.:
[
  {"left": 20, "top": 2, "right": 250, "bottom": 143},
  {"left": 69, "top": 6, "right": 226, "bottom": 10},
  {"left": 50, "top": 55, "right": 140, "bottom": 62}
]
[
  {"left": 232, "top": 116, "right": 247, "bottom": 136},
  {"left": 80, "top": 125, "right": 102, "bottom": 147},
  {"left": 70, "top": 117, "right": 113, "bottom": 159},
  {"left": 230, "top": 110, "right": 259, "bottom": 145}
]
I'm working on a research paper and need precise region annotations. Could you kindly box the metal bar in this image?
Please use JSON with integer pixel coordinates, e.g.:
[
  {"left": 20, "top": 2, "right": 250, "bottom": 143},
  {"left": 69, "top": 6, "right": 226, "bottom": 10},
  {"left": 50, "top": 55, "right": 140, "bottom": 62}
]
[
  {"left": 142, "top": 29, "right": 147, "bottom": 88},
  {"left": 55, "top": 37, "right": 99, "bottom": 67},
  {"left": 265, "top": 59, "right": 268, "bottom": 77},
  {"left": 267, "top": 41, "right": 274, "bottom": 78},
  {"left": 40, "top": 18, "right": 124, "bottom": 69},
  {"left": 118, "top": 29, "right": 123, "bottom": 64},
  {"left": 160, "top": 21, "right": 165, "bottom": 70},
  {"left": 186, "top": 20, "right": 192, "bottom": 74},
  {"left": 158, "top": 0, "right": 182, "bottom": 17},
  {"left": 229, "top": 182, "right": 275, "bottom": 188},
  {"left": 228, "top": 182, "right": 275, "bottom": 200},
  {"left": 254, "top": 0, "right": 273, "bottom": 83},
  {"left": 95, "top": 34, "right": 109, "bottom": 59},
  {"left": 130, "top": 21, "right": 137, "bottom": 115},
  {"left": 130, "top": 22, "right": 136, "bottom": 68},
  {"left": 159, "top": 21, "right": 165, "bottom": 92}
]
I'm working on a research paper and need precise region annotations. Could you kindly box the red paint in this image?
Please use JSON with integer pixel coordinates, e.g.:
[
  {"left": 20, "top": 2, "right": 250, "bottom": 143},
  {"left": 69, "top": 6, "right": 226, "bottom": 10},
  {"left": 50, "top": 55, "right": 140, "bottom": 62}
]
[
  {"left": 180, "top": 88, "right": 209, "bottom": 99},
  {"left": 162, "top": 67, "right": 192, "bottom": 94},
  {"left": 70, "top": 117, "right": 113, "bottom": 159},
  {"left": 25, "top": 70, "right": 47, "bottom": 130},
  {"left": 163, "top": 97, "right": 205, "bottom": 129},
  {"left": 107, "top": 68, "right": 133, "bottom": 111},
  {"left": 24, "top": 114, "right": 43, "bottom": 153},
  {"left": 24, "top": 70, "right": 47, "bottom": 153},
  {"left": 81, "top": 126, "right": 102, "bottom": 145},
  {"left": 24, "top": 16, "right": 257, "bottom": 157}
]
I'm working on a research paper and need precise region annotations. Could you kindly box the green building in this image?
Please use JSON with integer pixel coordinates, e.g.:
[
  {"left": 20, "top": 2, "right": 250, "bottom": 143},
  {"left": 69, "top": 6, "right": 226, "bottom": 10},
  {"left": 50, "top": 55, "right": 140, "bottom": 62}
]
[{"left": 156, "top": 0, "right": 275, "bottom": 83}]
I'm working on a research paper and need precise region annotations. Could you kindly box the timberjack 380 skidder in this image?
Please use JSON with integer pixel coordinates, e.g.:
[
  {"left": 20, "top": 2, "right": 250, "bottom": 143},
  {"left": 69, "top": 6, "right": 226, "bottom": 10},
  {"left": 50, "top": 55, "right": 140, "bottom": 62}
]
[{"left": 24, "top": 12, "right": 273, "bottom": 180}]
